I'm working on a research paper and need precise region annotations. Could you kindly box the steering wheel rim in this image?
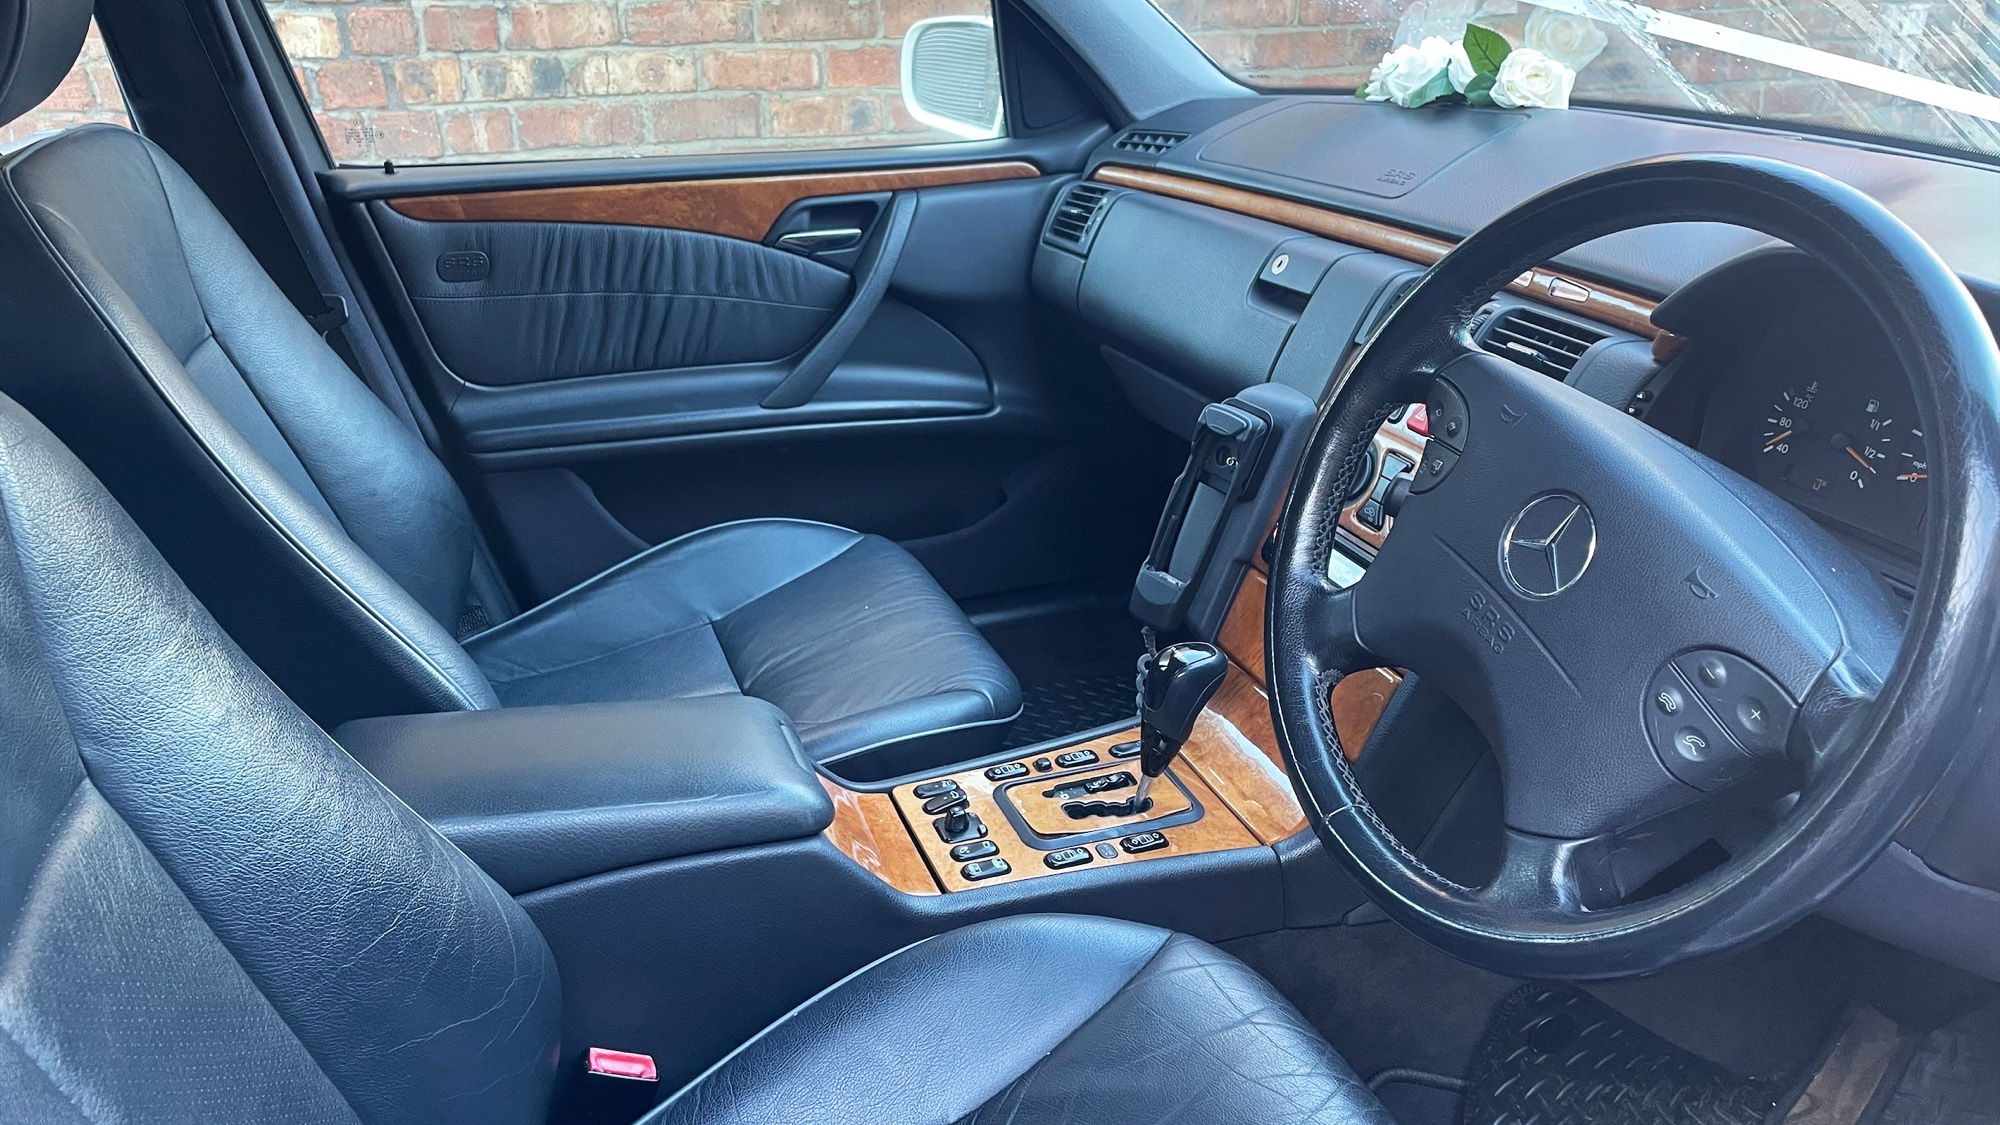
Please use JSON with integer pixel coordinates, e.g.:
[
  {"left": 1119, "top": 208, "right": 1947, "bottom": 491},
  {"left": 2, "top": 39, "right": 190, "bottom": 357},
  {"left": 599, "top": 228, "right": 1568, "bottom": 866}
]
[{"left": 1267, "top": 154, "right": 2000, "bottom": 980}]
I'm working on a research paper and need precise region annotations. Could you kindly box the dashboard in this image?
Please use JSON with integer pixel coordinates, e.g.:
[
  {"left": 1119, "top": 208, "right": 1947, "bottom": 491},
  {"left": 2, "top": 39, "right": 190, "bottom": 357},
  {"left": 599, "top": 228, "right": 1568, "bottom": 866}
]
[{"left": 1030, "top": 94, "right": 2000, "bottom": 982}]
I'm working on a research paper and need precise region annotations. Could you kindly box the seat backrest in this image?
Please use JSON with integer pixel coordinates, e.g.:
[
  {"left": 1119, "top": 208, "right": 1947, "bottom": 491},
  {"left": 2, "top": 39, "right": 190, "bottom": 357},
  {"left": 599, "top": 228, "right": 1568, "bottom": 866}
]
[
  {"left": 0, "top": 1, "right": 509, "bottom": 724},
  {"left": 0, "top": 393, "right": 562, "bottom": 1123}
]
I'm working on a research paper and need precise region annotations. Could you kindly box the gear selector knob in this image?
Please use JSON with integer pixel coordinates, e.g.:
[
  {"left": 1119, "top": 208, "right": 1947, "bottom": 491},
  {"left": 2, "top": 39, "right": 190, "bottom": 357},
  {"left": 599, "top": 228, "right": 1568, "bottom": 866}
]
[{"left": 1134, "top": 642, "right": 1229, "bottom": 805}]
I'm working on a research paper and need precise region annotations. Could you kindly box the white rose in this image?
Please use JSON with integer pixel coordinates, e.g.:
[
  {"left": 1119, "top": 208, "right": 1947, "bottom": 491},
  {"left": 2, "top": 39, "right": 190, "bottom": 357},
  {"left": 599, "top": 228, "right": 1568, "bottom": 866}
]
[
  {"left": 1447, "top": 41, "right": 1477, "bottom": 93},
  {"left": 1364, "top": 36, "right": 1458, "bottom": 107},
  {"left": 1490, "top": 47, "right": 1577, "bottom": 109},
  {"left": 1523, "top": 8, "right": 1608, "bottom": 72}
]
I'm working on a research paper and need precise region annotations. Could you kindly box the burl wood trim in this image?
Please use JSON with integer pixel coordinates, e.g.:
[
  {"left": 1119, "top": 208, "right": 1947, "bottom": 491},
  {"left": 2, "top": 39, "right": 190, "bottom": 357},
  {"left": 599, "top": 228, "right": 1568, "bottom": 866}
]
[
  {"left": 1092, "top": 164, "right": 1663, "bottom": 339},
  {"left": 1219, "top": 568, "right": 1268, "bottom": 686},
  {"left": 820, "top": 778, "right": 938, "bottom": 895},
  {"left": 1179, "top": 666, "right": 1308, "bottom": 844},
  {"left": 385, "top": 161, "right": 1040, "bottom": 242},
  {"left": 1005, "top": 766, "right": 1194, "bottom": 838},
  {"left": 1331, "top": 669, "right": 1404, "bottom": 759},
  {"left": 889, "top": 728, "right": 1262, "bottom": 892}
]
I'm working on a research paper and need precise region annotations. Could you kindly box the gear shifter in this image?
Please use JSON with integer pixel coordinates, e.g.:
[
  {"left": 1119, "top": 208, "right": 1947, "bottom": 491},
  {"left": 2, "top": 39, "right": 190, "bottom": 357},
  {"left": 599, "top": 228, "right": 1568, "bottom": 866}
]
[{"left": 1133, "top": 641, "right": 1229, "bottom": 809}]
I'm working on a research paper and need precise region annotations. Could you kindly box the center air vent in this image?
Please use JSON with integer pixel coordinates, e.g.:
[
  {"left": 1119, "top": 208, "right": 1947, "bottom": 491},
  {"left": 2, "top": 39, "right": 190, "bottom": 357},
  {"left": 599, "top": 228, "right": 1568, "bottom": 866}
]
[
  {"left": 1480, "top": 306, "right": 1606, "bottom": 376},
  {"left": 1044, "top": 182, "right": 1114, "bottom": 251},
  {"left": 1113, "top": 129, "right": 1189, "bottom": 155}
]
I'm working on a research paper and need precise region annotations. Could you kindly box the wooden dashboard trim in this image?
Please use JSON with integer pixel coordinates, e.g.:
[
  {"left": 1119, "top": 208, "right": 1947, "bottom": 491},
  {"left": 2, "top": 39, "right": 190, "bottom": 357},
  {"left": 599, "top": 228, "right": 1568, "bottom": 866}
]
[
  {"left": 1092, "top": 164, "right": 1667, "bottom": 340},
  {"left": 385, "top": 160, "right": 1041, "bottom": 242}
]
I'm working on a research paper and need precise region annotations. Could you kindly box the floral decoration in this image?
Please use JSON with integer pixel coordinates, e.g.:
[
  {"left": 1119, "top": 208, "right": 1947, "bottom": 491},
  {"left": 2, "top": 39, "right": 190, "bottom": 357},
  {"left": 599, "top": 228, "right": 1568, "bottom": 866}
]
[{"left": 1359, "top": 22, "right": 1580, "bottom": 111}]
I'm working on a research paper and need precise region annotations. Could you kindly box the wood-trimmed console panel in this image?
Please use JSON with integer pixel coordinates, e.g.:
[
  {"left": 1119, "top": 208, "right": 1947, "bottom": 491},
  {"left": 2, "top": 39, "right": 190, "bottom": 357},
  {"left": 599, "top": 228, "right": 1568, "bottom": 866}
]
[
  {"left": 385, "top": 160, "right": 1040, "bottom": 242},
  {"left": 877, "top": 728, "right": 1263, "bottom": 891}
]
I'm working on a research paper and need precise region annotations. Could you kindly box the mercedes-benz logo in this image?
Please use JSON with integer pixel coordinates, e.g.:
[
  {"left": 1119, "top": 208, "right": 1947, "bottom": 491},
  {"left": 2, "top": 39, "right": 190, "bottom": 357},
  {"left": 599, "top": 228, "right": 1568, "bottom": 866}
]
[{"left": 1499, "top": 493, "right": 1597, "bottom": 599}]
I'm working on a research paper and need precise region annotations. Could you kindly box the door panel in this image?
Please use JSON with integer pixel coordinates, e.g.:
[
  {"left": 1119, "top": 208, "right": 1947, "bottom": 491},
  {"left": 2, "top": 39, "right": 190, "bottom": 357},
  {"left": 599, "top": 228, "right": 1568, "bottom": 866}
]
[{"left": 337, "top": 160, "right": 1177, "bottom": 609}]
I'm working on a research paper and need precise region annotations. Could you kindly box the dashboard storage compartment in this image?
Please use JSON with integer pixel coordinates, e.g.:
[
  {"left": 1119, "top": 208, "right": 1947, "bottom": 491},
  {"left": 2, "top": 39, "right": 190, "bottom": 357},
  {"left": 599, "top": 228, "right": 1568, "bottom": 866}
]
[{"left": 338, "top": 696, "right": 832, "bottom": 893}]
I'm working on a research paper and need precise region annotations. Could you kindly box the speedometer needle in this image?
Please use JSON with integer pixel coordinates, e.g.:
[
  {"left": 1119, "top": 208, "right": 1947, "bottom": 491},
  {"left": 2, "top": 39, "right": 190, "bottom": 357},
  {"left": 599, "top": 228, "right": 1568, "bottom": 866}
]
[
  {"left": 1762, "top": 429, "right": 1793, "bottom": 451},
  {"left": 1845, "top": 446, "right": 1876, "bottom": 473}
]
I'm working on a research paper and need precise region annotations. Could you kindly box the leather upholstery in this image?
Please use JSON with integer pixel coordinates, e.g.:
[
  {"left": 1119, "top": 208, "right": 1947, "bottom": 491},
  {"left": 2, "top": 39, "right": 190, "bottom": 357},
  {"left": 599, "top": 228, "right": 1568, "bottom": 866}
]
[
  {"left": 643, "top": 914, "right": 1395, "bottom": 1125},
  {"left": 0, "top": 394, "right": 561, "bottom": 1125},
  {"left": 0, "top": 120, "right": 1018, "bottom": 756},
  {"left": 374, "top": 205, "right": 851, "bottom": 386},
  {"left": 0, "top": 392, "right": 1385, "bottom": 1123},
  {"left": 337, "top": 696, "right": 835, "bottom": 893},
  {"left": 465, "top": 519, "right": 1021, "bottom": 762}
]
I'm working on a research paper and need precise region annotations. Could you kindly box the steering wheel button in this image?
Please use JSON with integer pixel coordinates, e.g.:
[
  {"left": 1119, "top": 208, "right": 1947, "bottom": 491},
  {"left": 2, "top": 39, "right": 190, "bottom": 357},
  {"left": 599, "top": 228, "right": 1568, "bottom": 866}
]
[
  {"left": 1673, "top": 726, "right": 1719, "bottom": 763},
  {"left": 1410, "top": 445, "right": 1459, "bottom": 493},
  {"left": 1654, "top": 686, "right": 1685, "bottom": 716},
  {"left": 1424, "top": 379, "right": 1471, "bottom": 452},
  {"left": 1697, "top": 657, "right": 1729, "bottom": 689}
]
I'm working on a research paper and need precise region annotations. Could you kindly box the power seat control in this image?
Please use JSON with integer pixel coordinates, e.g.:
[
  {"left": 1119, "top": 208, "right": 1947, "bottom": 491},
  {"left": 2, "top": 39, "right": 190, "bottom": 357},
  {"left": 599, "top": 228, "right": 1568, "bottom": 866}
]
[{"left": 1643, "top": 649, "right": 1796, "bottom": 791}]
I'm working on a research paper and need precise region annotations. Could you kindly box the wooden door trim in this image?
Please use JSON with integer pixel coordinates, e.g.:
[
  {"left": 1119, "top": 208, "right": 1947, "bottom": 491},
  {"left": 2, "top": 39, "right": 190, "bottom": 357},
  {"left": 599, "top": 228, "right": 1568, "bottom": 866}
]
[{"left": 383, "top": 160, "right": 1041, "bottom": 242}]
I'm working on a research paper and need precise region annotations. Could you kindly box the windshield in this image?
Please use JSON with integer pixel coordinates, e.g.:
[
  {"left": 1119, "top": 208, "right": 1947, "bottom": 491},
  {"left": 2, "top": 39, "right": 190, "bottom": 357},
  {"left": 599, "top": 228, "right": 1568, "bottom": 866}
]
[{"left": 1150, "top": 0, "right": 2000, "bottom": 159}]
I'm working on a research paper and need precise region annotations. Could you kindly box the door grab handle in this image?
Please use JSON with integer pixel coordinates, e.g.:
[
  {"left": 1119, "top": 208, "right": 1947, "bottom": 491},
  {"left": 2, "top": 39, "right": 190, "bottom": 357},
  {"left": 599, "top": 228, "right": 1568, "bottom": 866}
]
[
  {"left": 775, "top": 227, "right": 864, "bottom": 254},
  {"left": 762, "top": 193, "right": 917, "bottom": 409}
]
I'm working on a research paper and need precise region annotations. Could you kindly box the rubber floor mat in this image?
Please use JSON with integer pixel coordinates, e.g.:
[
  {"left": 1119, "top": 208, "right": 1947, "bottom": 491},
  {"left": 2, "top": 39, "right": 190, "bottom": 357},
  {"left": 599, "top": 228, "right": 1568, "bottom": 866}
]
[
  {"left": 1877, "top": 1004, "right": 2000, "bottom": 1125},
  {"left": 1001, "top": 674, "right": 1134, "bottom": 749},
  {"left": 1460, "top": 984, "right": 1791, "bottom": 1125}
]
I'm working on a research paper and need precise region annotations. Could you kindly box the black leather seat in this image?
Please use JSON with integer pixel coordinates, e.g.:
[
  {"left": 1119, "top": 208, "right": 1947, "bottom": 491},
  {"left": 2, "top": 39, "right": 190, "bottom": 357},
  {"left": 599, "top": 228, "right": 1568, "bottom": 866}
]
[
  {"left": 0, "top": 0, "right": 1019, "bottom": 763},
  {"left": 0, "top": 392, "right": 1391, "bottom": 1123}
]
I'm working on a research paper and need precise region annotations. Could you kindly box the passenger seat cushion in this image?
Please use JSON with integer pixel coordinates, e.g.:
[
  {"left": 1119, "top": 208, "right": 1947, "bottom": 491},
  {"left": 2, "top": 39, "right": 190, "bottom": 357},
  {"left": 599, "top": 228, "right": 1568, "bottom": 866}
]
[
  {"left": 641, "top": 914, "right": 1394, "bottom": 1125},
  {"left": 464, "top": 519, "right": 1021, "bottom": 760}
]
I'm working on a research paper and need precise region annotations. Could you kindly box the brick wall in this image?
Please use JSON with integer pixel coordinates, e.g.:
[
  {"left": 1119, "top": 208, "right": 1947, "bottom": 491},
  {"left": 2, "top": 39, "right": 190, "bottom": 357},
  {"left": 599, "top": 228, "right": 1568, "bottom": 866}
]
[
  {"left": 1163, "top": 0, "right": 2000, "bottom": 156},
  {"left": 6, "top": 2, "right": 1997, "bottom": 162}
]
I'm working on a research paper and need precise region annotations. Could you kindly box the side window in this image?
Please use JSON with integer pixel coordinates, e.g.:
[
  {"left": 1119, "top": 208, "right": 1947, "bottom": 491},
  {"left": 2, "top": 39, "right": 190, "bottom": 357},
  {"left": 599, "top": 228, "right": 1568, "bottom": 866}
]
[
  {"left": 269, "top": 0, "right": 1004, "bottom": 165},
  {"left": 0, "top": 21, "right": 130, "bottom": 150}
]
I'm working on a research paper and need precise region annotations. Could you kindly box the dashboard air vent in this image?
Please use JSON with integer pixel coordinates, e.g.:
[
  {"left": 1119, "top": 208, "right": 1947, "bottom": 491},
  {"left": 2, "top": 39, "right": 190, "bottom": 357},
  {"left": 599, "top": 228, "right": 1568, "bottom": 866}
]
[
  {"left": 1113, "top": 129, "right": 1189, "bottom": 155},
  {"left": 1045, "top": 182, "right": 1114, "bottom": 249},
  {"left": 1481, "top": 306, "right": 1606, "bottom": 376}
]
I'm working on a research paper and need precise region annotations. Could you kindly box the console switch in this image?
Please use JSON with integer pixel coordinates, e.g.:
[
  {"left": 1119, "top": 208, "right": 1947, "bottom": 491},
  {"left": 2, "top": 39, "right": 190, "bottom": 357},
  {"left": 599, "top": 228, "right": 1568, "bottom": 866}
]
[
  {"left": 1054, "top": 749, "right": 1100, "bottom": 769},
  {"left": 950, "top": 840, "right": 998, "bottom": 862},
  {"left": 921, "top": 790, "right": 970, "bottom": 816},
  {"left": 912, "top": 779, "right": 960, "bottom": 799},
  {"left": 1121, "top": 831, "right": 1169, "bottom": 854},
  {"left": 984, "top": 762, "right": 1029, "bottom": 781},
  {"left": 960, "top": 858, "right": 1011, "bottom": 881},
  {"left": 1044, "top": 847, "right": 1093, "bottom": 870},
  {"left": 934, "top": 809, "right": 987, "bottom": 844}
]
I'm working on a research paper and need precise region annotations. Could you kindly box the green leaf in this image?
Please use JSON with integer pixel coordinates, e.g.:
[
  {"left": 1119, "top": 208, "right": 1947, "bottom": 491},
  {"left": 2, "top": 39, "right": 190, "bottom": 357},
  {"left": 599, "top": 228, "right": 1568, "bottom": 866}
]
[
  {"left": 1464, "top": 72, "right": 1496, "bottom": 107},
  {"left": 1405, "top": 70, "right": 1457, "bottom": 108},
  {"left": 1355, "top": 82, "right": 1371, "bottom": 99},
  {"left": 1463, "top": 23, "right": 1512, "bottom": 75}
]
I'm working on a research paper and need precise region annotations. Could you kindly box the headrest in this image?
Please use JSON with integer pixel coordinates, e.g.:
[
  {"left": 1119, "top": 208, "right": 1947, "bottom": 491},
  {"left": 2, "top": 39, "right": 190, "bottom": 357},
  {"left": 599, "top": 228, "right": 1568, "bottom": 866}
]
[{"left": 0, "top": 0, "right": 94, "bottom": 128}]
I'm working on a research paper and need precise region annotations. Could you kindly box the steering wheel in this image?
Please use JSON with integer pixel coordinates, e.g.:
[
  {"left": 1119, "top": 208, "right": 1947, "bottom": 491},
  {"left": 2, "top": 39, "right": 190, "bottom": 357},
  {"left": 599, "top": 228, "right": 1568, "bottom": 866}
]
[{"left": 1267, "top": 154, "right": 2000, "bottom": 979}]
